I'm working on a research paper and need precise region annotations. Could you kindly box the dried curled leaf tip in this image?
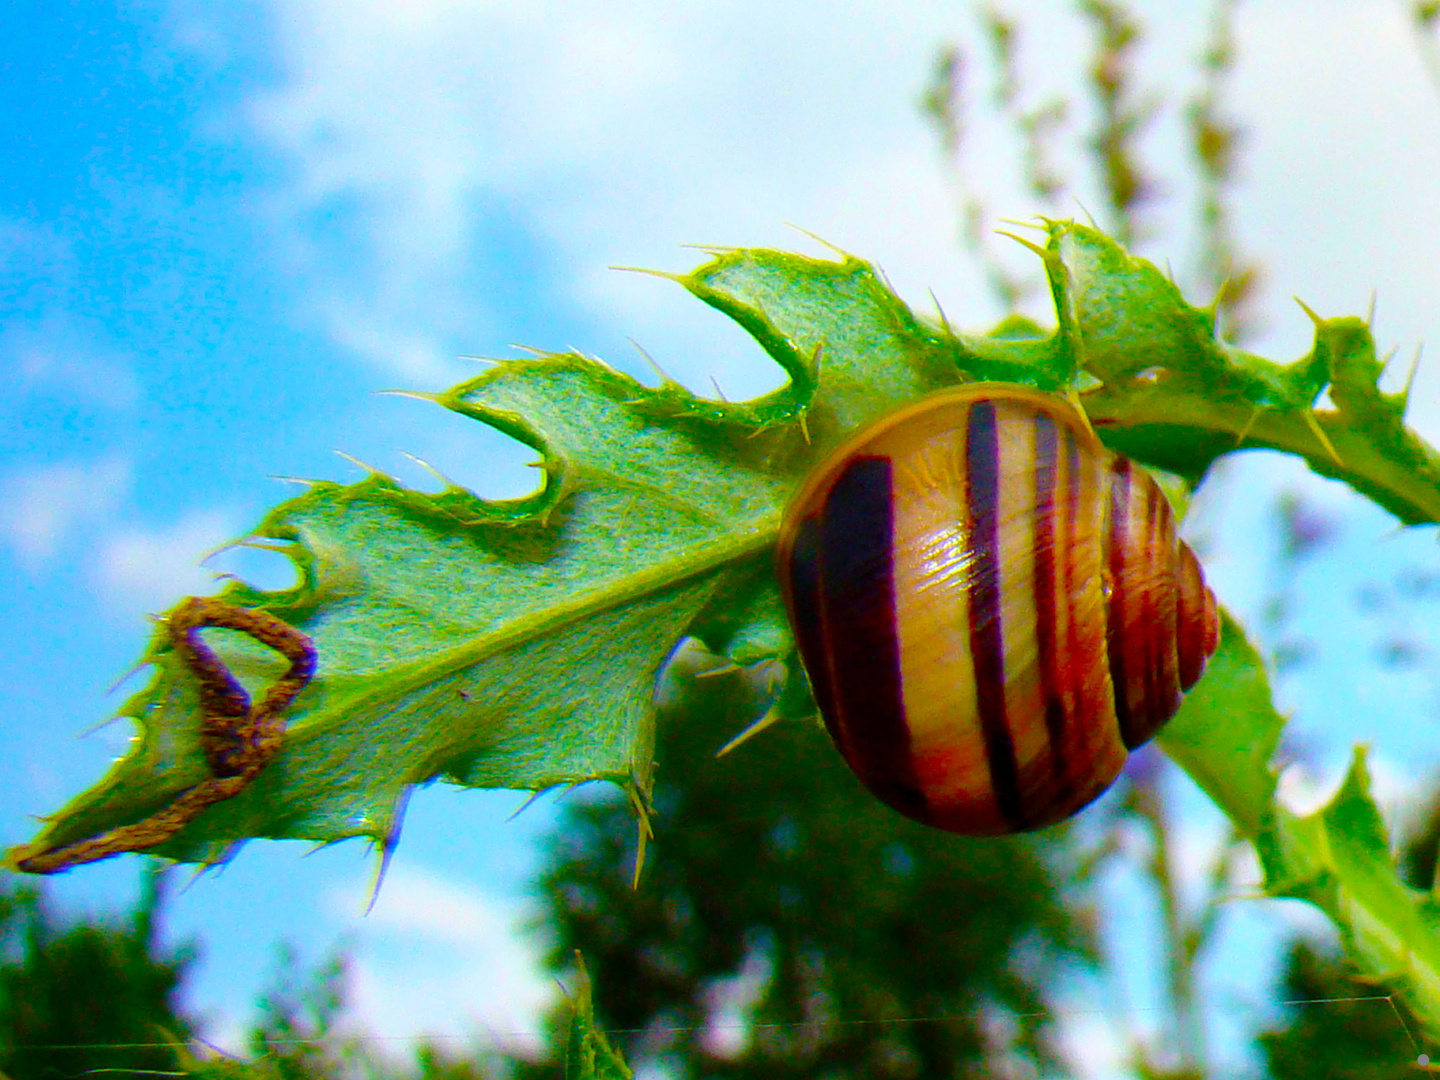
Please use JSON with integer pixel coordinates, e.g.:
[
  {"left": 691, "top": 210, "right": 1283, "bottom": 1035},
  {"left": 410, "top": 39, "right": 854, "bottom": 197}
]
[{"left": 10, "top": 597, "right": 315, "bottom": 875}]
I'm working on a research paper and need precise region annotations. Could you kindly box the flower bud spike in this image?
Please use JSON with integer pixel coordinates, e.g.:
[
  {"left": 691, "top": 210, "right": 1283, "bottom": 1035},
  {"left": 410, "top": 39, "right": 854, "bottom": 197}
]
[
  {"left": 930, "top": 291, "right": 954, "bottom": 336},
  {"left": 628, "top": 783, "right": 653, "bottom": 888},
  {"left": 997, "top": 230, "right": 1051, "bottom": 262},
  {"left": 401, "top": 452, "right": 454, "bottom": 490},
  {"left": 678, "top": 243, "right": 741, "bottom": 256},
  {"left": 1303, "top": 409, "right": 1343, "bottom": 467},
  {"left": 1401, "top": 346, "right": 1424, "bottom": 417},
  {"left": 364, "top": 828, "right": 400, "bottom": 916},
  {"left": 1234, "top": 406, "right": 1262, "bottom": 448},
  {"left": 334, "top": 450, "right": 384, "bottom": 477},
  {"left": 716, "top": 708, "right": 785, "bottom": 757},
  {"left": 610, "top": 264, "right": 684, "bottom": 283},
  {"left": 508, "top": 787, "right": 551, "bottom": 821},
  {"left": 1065, "top": 388, "right": 1098, "bottom": 440},
  {"left": 783, "top": 223, "right": 853, "bottom": 259},
  {"left": 997, "top": 216, "right": 1048, "bottom": 233},
  {"left": 695, "top": 659, "right": 742, "bottom": 680},
  {"left": 630, "top": 339, "right": 682, "bottom": 389},
  {"left": 1293, "top": 296, "right": 1324, "bottom": 328}
]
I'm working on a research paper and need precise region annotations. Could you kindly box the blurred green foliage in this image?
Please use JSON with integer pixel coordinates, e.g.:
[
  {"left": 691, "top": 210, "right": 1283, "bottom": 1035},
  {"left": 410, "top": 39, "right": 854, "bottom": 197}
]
[
  {"left": 0, "top": 872, "right": 193, "bottom": 1080},
  {"left": 1255, "top": 787, "right": 1440, "bottom": 1077},
  {"left": 1258, "top": 938, "right": 1420, "bottom": 1080},
  {"left": 11, "top": 2, "right": 1440, "bottom": 1077},
  {"left": 526, "top": 646, "right": 1095, "bottom": 1078}
]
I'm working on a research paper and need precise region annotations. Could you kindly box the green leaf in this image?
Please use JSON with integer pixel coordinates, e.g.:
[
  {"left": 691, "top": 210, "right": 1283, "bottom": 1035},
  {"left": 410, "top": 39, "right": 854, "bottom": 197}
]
[
  {"left": 1161, "top": 614, "right": 1440, "bottom": 1044},
  {"left": 1046, "top": 227, "right": 1440, "bottom": 520},
  {"left": 1158, "top": 610, "right": 1282, "bottom": 842},
  {"left": 563, "top": 956, "right": 633, "bottom": 1080},
  {"left": 16, "top": 221, "right": 1440, "bottom": 876},
  {"left": 19, "top": 353, "right": 793, "bottom": 864},
  {"left": 1267, "top": 751, "right": 1440, "bottom": 1046}
]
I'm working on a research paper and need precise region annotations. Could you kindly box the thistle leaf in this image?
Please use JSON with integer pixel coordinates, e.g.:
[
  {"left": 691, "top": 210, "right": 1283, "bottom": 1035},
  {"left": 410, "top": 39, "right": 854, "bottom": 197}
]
[{"left": 17, "top": 223, "right": 1440, "bottom": 905}]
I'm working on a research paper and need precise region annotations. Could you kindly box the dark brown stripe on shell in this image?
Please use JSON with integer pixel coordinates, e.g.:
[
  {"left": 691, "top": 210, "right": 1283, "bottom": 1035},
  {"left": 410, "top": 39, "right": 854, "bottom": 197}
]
[
  {"left": 1062, "top": 430, "right": 1087, "bottom": 725},
  {"left": 1175, "top": 544, "right": 1212, "bottom": 690},
  {"left": 784, "top": 515, "right": 840, "bottom": 739},
  {"left": 965, "top": 400, "right": 1024, "bottom": 828},
  {"left": 817, "top": 455, "right": 925, "bottom": 820},
  {"left": 1105, "top": 456, "right": 1139, "bottom": 747},
  {"left": 1146, "top": 481, "right": 1183, "bottom": 735},
  {"left": 1030, "top": 412, "right": 1068, "bottom": 803},
  {"left": 1134, "top": 478, "right": 1161, "bottom": 739}
]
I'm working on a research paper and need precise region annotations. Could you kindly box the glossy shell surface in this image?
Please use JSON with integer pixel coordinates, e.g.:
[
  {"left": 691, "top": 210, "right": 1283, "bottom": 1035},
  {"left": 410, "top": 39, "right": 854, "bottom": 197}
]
[{"left": 776, "top": 383, "right": 1219, "bottom": 834}]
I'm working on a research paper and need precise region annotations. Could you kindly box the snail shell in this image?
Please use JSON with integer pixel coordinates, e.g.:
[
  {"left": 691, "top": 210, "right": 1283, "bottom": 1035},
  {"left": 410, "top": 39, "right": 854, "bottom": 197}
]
[{"left": 776, "top": 384, "right": 1219, "bottom": 834}]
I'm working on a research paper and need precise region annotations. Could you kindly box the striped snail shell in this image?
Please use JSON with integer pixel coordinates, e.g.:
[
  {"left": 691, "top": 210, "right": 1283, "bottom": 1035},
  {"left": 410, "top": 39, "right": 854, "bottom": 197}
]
[{"left": 776, "top": 383, "right": 1219, "bottom": 835}]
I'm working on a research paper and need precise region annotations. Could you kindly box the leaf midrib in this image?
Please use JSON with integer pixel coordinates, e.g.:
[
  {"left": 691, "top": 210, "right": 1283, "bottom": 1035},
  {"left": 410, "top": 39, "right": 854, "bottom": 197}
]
[{"left": 288, "top": 513, "right": 785, "bottom": 741}]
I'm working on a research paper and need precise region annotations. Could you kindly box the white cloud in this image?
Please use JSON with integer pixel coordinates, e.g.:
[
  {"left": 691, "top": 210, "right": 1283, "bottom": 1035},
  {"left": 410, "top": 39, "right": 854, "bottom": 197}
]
[
  {"left": 234, "top": 0, "right": 1059, "bottom": 384},
  {"left": 0, "top": 218, "right": 141, "bottom": 409},
  {"left": 96, "top": 506, "right": 247, "bottom": 612},
  {"left": 327, "top": 864, "right": 553, "bottom": 1056},
  {"left": 1054, "top": 1007, "right": 1132, "bottom": 1080},
  {"left": 0, "top": 459, "right": 266, "bottom": 617},
  {"left": 0, "top": 457, "right": 133, "bottom": 568},
  {"left": 364, "top": 862, "right": 523, "bottom": 944},
  {"left": 221, "top": 0, "right": 1440, "bottom": 447},
  {"left": 1231, "top": 0, "right": 1440, "bottom": 439},
  {"left": 3, "top": 315, "right": 141, "bottom": 410},
  {"left": 0, "top": 216, "right": 71, "bottom": 278}
]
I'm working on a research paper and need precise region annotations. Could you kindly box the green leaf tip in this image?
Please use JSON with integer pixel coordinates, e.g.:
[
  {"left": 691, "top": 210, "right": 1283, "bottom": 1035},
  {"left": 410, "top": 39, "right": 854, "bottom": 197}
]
[
  {"left": 564, "top": 954, "right": 633, "bottom": 1080},
  {"left": 1050, "top": 222, "right": 1440, "bottom": 521},
  {"left": 1262, "top": 748, "right": 1440, "bottom": 1044},
  {"left": 1161, "top": 614, "right": 1440, "bottom": 1045},
  {"left": 1158, "top": 611, "right": 1283, "bottom": 843}
]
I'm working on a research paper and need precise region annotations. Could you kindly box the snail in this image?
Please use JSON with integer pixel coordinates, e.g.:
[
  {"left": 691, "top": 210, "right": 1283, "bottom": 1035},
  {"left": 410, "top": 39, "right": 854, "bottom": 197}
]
[{"left": 776, "top": 383, "right": 1219, "bottom": 835}]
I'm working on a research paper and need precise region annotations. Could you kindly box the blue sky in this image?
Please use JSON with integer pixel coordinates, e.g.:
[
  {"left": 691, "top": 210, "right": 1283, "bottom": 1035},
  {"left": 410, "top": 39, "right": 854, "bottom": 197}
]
[{"left": 5, "top": 0, "right": 1440, "bottom": 1074}]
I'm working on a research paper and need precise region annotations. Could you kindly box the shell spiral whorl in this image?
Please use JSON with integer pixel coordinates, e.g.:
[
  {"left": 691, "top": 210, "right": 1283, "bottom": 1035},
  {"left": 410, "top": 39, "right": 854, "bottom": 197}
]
[{"left": 776, "top": 383, "right": 1219, "bottom": 835}]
